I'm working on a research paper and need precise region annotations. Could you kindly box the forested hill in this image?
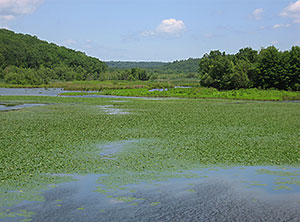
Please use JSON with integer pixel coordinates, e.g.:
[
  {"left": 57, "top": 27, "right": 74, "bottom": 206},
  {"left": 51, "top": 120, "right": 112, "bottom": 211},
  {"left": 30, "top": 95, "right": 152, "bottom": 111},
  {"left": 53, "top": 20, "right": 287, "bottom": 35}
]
[
  {"left": 106, "top": 58, "right": 200, "bottom": 74},
  {"left": 0, "top": 29, "right": 107, "bottom": 84},
  {"left": 158, "top": 58, "right": 200, "bottom": 74}
]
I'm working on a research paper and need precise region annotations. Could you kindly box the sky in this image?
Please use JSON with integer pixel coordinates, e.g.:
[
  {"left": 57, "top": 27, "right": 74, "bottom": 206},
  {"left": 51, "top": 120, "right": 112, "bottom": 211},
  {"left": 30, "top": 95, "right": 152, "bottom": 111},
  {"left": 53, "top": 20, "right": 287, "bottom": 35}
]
[{"left": 0, "top": 0, "right": 299, "bottom": 62}]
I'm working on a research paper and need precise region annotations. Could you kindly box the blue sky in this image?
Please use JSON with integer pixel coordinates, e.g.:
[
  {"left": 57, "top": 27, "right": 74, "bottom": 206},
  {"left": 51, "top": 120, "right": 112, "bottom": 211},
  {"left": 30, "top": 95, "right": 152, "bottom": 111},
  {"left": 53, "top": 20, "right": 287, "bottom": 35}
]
[{"left": 0, "top": 0, "right": 299, "bottom": 61}]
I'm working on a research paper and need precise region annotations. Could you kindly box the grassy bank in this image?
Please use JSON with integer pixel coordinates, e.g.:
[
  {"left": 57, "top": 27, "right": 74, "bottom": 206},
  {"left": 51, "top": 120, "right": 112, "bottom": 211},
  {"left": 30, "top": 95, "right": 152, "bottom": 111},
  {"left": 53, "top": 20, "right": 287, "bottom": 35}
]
[
  {"left": 0, "top": 80, "right": 176, "bottom": 91},
  {"left": 61, "top": 88, "right": 300, "bottom": 101}
]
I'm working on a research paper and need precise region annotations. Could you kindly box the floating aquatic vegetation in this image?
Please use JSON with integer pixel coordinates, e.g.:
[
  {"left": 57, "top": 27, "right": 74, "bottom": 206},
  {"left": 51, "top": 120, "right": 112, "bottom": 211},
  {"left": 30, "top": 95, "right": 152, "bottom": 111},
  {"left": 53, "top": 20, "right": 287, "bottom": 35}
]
[
  {"left": 273, "top": 185, "right": 292, "bottom": 191},
  {"left": 95, "top": 187, "right": 110, "bottom": 194},
  {"left": 0, "top": 95, "right": 300, "bottom": 214},
  {"left": 20, "top": 219, "right": 32, "bottom": 222},
  {"left": 187, "top": 189, "right": 196, "bottom": 192},
  {"left": 256, "top": 169, "right": 300, "bottom": 177},
  {"left": 150, "top": 202, "right": 160, "bottom": 206},
  {"left": 114, "top": 196, "right": 142, "bottom": 203},
  {"left": 276, "top": 179, "right": 300, "bottom": 186},
  {"left": 250, "top": 184, "right": 268, "bottom": 187},
  {"left": 0, "top": 209, "right": 35, "bottom": 220}
]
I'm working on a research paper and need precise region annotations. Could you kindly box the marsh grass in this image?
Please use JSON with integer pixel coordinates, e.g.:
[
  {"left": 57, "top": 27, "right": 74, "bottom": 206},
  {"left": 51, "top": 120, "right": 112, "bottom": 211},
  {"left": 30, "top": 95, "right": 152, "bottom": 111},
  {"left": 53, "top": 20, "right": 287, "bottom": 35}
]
[
  {"left": 61, "top": 87, "right": 300, "bottom": 101},
  {"left": 0, "top": 80, "right": 175, "bottom": 91}
]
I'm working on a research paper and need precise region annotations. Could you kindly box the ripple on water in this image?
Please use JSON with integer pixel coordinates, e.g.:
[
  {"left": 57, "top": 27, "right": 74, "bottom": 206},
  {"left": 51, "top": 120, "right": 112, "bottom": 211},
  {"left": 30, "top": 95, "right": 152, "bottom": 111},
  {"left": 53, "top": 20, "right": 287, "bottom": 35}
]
[
  {"left": 97, "top": 105, "right": 130, "bottom": 115},
  {"left": 0, "top": 88, "right": 80, "bottom": 96},
  {"left": 3, "top": 166, "right": 300, "bottom": 221}
]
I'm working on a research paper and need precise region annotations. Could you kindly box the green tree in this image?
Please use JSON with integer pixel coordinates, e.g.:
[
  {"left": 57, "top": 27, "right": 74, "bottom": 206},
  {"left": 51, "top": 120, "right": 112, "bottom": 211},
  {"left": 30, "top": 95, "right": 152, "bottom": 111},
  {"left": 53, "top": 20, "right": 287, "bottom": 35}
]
[
  {"left": 257, "top": 46, "right": 288, "bottom": 89},
  {"left": 224, "top": 60, "right": 250, "bottom": 89},
  {"left": 289, "top": 46, "right": 300, "bottom": 90},
  {"left": 0, "top": 28, "right": 107, "bottom": 83},
  {"left": 235, "top": 47, "right": 258, "bottom": 63},
  {"left": 199, "top": 50, "right": 234, "bottom": 90}
]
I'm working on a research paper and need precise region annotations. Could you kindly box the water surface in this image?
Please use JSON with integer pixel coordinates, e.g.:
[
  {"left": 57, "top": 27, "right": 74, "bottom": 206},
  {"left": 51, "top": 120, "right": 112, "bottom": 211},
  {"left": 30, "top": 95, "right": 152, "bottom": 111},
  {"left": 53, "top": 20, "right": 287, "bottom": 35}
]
[
  {"left": 0, "top": 103, "right": 46, "bottom": 111},
  {"left": 3, "top": 165, "right": 300, "bottom": 222},
  {"left": 97, "top": 105, "right": 130, "bottom": 115},
  {"left": 2, "top": 140, "right": 299, "bottom": 221},
  {"left": 0, "top": 88, "right": 80, "bottom": 96}
]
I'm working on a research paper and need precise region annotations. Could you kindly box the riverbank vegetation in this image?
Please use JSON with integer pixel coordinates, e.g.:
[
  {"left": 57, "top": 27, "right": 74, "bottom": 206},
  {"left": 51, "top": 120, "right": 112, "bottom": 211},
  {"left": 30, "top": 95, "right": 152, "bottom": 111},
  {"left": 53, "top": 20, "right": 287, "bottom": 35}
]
[
  {"left": 1, "top": 29, "right": 299, "bottom": 93},
  {"left": 61, "top": 88, "right": 300, "bottom": 101},
  {"left": 0, "top": 80, "right": 175, "bottom": 91}
]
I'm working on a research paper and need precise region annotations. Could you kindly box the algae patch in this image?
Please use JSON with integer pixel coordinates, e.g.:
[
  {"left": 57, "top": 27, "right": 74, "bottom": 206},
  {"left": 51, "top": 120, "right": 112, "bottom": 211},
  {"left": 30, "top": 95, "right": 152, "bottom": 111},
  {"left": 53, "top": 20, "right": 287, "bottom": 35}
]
[
  {"left": 256, "top": 169, "right": 300, "bottom": 177},
  {"left": 150, "top": 202, "right": 160, "bottom": 206}
]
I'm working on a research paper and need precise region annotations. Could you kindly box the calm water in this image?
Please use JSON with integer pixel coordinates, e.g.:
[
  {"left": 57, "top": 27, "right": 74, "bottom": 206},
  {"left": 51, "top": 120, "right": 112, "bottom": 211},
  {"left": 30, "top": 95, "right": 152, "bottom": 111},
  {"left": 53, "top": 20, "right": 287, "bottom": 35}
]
[
  {"left": 0, "top": 103, "right": 46, "bottom": 111},
  {"left": 4, "top": 166, "right": 300, "bottom": 222},
  {"left": 0, "top": 87, "right": 177, "bottom": 99},
  {"left": 0, "top": 88, "right": 79, "bottom": 96},
  {"left": 3, "top": 139, "right": 300, "bottom": 222}
]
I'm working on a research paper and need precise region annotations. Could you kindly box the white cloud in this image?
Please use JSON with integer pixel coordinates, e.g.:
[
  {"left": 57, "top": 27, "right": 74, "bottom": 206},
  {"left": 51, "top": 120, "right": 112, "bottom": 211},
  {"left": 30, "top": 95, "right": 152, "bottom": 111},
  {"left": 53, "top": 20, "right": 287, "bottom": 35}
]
[
  {"left": 280, "top": 0, "right": 300, "bottom": 23},
  {"left": 272, "top": 24, "right": 291, "bottom": 29},
  {"left": 271, "top": 40, "right": 279, "bottom": 45},
  {"left": 252, "top": 8, "right": 264, "bottom": 20},
  {"left": 0, "top": 0, "right": 43, "bottom": 21},
  {"left": 156, "top": 19, "right": 185, "bottom": 34},
  {"left": 141, "top": 18, "right": 185, "bottom": 37}
]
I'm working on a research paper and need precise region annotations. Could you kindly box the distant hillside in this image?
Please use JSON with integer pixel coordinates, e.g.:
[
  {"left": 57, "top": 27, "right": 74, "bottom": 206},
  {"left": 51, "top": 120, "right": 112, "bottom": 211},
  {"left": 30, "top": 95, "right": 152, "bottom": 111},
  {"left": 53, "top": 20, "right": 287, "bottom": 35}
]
[
  {"left": 158, "top": 58, "right": 200, "bottom": 74},
  {"left": 107, "top": 58, "right": 200, "bottom": 74},
  {"left": 106, "top": 61, "right": 166, "bottom": 69},
  {"left": 0, "top": 29, "right": 107, "bottom": 84}
]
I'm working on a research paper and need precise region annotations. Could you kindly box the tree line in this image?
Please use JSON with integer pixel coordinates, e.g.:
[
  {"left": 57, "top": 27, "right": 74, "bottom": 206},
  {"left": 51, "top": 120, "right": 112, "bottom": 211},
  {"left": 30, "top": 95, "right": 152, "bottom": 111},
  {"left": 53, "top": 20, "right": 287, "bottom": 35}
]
[
  {"left": 107, "top": 58, "right": 200, "bottom": 75},
  {"left": 1, "top": 29, "right": 299, "bottom": 90},
  {"left": 100, "top": 67, "right": 150, "bottom": 81},
  {"left": 199, "top": 46, "right": 300, "bottom": 90},
  {"left": 106, "top": 61, "right": 166, "bottom": 69}
]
